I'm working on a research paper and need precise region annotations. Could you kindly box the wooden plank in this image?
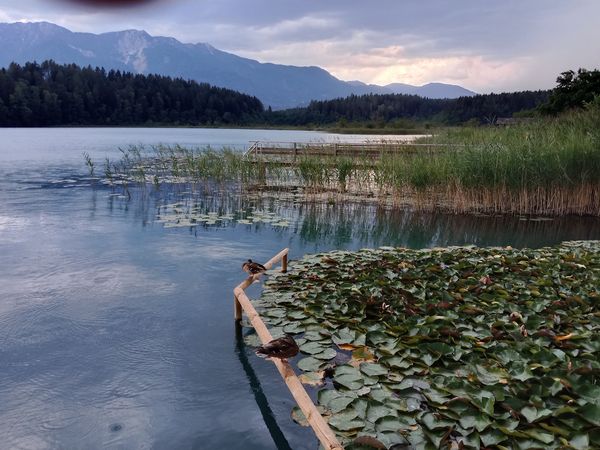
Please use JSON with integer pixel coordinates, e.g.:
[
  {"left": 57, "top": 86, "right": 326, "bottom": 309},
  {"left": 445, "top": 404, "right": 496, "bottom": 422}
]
[{"left": 234, "top": 249, "right": 343, "bottom": 450}]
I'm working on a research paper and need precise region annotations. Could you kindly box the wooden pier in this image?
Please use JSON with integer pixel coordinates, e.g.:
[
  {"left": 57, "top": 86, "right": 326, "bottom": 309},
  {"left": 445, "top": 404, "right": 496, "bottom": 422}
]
[
  {"left": 233, "top": 248, "right": 343, "bottom": 450},
  {"left": 245, "top": 140, "right": 460, "bottom": 160}
]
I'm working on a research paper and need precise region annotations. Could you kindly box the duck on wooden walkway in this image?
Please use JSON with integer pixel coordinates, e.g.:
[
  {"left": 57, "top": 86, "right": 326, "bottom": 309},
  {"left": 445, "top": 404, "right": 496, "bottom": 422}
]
[
  {"left": 255, "top": 335, "right": 299, "bottom": 360},
  {"left": 242, "top": 259, "right": 267, "bottom": 275}
]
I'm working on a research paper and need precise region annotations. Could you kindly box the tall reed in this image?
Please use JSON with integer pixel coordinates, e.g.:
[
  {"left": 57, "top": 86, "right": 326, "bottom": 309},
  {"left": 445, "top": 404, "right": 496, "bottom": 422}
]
[{"left": 94, "top": 101, "right": 600, "bottom": 216}]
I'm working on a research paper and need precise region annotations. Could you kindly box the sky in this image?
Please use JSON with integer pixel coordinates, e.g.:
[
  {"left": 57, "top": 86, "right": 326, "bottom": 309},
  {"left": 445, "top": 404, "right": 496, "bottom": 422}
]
[{"left": 1, "top": 0, "right": 599, "bottom": 93}]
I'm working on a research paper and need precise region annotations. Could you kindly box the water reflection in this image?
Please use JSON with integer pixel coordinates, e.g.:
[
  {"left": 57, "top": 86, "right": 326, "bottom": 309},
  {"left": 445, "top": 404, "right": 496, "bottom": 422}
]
[
  {"left": 294, "top": 203, "right": 600, "bottom": 248},
  {"left": 112, "top": 186, "right": 600, "bottom": 249},
  {"left": 235, "top": 324, "right": 293, "bottom": 450}
]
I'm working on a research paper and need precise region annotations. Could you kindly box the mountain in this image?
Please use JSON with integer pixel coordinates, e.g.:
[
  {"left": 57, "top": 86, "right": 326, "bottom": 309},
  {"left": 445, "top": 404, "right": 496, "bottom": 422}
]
[{"left": 0, "top": 22, "right": 477, "bottom": 109}]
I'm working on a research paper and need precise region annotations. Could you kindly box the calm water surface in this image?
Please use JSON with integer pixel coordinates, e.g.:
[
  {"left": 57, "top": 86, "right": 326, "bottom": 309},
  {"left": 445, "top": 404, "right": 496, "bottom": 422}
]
[{"left": 1, "top": 128, "right": 599, "bottom": 450}]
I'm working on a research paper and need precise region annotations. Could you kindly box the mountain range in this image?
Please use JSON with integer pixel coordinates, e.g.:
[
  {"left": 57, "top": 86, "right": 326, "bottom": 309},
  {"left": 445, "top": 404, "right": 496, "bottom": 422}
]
[{"left": 0, "top": 21, "right": 477, "bottom": 109}]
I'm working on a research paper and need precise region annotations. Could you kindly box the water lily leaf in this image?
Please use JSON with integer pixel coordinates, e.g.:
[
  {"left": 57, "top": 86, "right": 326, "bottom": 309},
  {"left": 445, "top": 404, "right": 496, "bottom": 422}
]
[
  {"left": 395, "top": 378, "right": 430, "bottom": 391},
  {"left": 333, "top": 328, "right": 356, "bottom": 345},
  {"left": 366, "top": 403, "right": 394, "bottom": 423},
  {"left": 329, "top": 396, "right": 356, "bottom": 413},
  {"left": 509, "top": 362, "right": 535, "bottom": 382},
  {"left": 375, "top": 416, "right": 405, "bottom": 433},
  {"left": 475, "top": 364, "right": 510, "bottom": 385},
  {"left": 480, "top": 429, "right": 508, "bottom": 446},
  {"left": 522, "top": 429, "right": 555, "bottom": 445},
  {"left": 335, "top": 365, "right": 362, "bottom": 378},
  {"left": 335, "top": 374, "right": 364, "bottom": 390},
  {"left": 458, "top": 412, "right": 491, "bottom": 432},
  {"left": 520, "top": 406, "right": 552, "bottom": 423},
  {"left": 329, "top": 410, "right": 363, "bottom": 431},
  {"left": 297, "top": 356, "right": 324, "bottom": 372},
  {"left": 291, "top": 406, "right": 309, "bottom": 427},
  {"left": 300, "top": 341, "right": 326, "bottom": 355},
  {"left": 243, "top": 333, "right": 262, "bottom": 347},
  {"left": 381, "top": 356, "right": 411, "bottom": 369},
  {"left": 299, "top": 371, "right": 325, "bottom": 386},
  {"left": 577, "top": 384, "right": 600, "bottom": 404},
  {"left": 421, "top": 412, "right": 454, "bottom": 430},
  {"left": 471, "top": 391, "right": 496, "bottom": 416},
  {"left": 454, "top": 430, "right": 480, "bottom": 449},
  {"left": 313, "top": 348, "right": 338, "bottom": 360},
  {"left": 569, "top": 434, "right": 590, "bottom": 450},
  {"left": 352, "top": 347, "right": 376, "bottom": 363},
  {"left": 360, "top": 363, "right": 388, "bottom": 378},
  {"left": 304, "top": 330, "right": 328, "bottom": 341},
  {"left": 283, "top": 322, "right": 304, "bottom": 334},
  {"left": 367, "top": 331, "right": 389, "bottom": 346},
  {"left": 352, "top": 398, "right": 369, "bottom": 419},
  {"left": 578, "top": 403, "right": 600, "bottom": 426},
  {"left": 318, "top": 388, "right": 343, "bottom": 406}
]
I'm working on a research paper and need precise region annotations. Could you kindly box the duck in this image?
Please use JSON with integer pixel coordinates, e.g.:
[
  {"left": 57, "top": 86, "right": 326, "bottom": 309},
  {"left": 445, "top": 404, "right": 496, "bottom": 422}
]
[
  {"left": 255, "top": 335, "right": 299, "bottom": 360},
  {"left": 242, "top": 259, "right": 267, "bottom": 275}
]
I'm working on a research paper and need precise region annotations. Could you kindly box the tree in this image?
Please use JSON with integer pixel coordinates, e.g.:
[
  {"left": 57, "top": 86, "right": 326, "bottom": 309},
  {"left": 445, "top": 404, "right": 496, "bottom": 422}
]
[{"left": 541, "top": 68, "right": 600, "bottom": 114}]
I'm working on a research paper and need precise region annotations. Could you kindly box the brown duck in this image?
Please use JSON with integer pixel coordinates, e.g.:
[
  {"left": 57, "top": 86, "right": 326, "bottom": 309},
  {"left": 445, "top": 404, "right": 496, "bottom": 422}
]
[
  {"left": 242, "top": 259, "right": 267, "bottom": 275},
  {"left": 255, "top": 335, "right": 299, "bottom": 360}
]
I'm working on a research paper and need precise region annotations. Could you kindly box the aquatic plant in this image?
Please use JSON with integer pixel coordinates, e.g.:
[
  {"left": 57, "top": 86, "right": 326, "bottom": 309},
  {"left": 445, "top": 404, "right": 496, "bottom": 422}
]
[
  {"left": 83, "top": 152, "right": 94, "bottom": 177},
  {"left": 89, "top": 104, "right": 600, "bottom": 215},
  {"left": 255, "top": 241, "right": 600, "bottom": 449}
]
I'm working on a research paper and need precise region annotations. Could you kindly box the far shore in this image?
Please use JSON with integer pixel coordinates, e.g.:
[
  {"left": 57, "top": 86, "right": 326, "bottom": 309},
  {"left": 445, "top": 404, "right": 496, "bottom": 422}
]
[{"left": 0, "top": 124, "right": 430, "bottom": 135}]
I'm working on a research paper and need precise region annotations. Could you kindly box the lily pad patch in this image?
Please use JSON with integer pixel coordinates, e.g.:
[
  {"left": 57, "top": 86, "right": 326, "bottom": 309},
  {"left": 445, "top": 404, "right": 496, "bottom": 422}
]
[{"left": 252, "top": 242, "right": 600, "bottom": 448}]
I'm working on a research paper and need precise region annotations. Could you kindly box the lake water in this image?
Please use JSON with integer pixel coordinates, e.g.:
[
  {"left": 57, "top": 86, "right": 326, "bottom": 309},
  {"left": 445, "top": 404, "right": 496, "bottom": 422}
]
[{"left": 1, "top": 128, "right": 599, "bottom": 450}]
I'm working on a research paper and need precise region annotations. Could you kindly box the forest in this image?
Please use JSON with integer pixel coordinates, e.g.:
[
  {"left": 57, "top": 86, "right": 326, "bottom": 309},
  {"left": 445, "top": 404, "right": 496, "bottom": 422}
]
[
  {"left": 0, "top": 61, "right": 597, "bottom": 127},
  {"left": 0, "top": 60, "right": 264, "bottom": 126},
  {"left": 265, "top": 90, "right": 550, "bottom": 127}
]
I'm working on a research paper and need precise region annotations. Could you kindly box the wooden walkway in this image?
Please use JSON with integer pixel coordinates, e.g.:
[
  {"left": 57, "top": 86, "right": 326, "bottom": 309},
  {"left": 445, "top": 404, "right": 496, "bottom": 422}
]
[
  {"left": 233, "top": 249, "right": 343, "bottom": 450},
  {"left": 245, "top": 140, "right": 460, "bottom": 160}
]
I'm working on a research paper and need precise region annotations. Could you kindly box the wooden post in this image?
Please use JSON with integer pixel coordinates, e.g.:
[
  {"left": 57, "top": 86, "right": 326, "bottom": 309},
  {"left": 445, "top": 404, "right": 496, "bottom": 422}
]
[{"left": 232, "top": 248, "right": 343, "bottom": 450}]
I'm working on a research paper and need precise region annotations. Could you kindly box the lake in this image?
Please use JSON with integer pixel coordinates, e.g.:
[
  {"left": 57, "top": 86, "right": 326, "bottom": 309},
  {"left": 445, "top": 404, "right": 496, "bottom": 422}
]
[{"left": 1, "top": 128, "right": 599, "bottom": 450}]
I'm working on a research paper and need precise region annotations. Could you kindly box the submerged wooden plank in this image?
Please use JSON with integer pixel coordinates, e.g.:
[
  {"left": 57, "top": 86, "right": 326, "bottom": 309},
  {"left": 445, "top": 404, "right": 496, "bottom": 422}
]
[{"left": 234, "top": 249, "right": 343, "bottom": 450}]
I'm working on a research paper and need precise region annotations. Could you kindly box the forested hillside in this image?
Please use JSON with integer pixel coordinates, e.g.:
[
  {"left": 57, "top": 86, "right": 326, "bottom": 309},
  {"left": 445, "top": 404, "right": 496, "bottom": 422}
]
[
  {"left": 266, "top": 90, "right": 550, "bottom": 126},
  {"left": 0, "top": 60, "right": 264, "bottom": 126}
]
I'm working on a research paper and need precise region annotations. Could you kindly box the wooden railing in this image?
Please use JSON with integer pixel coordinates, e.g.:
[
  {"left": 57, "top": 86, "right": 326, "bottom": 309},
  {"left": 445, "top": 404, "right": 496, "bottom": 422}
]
[{"left": 233, "top": 248, "right": 343, "bottom": 450}]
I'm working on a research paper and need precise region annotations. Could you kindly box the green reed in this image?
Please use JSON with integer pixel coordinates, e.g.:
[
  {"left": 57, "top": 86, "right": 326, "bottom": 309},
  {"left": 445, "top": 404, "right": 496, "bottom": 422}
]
[{"left": 91, "top": 101, "right": 600, "bottom": 215}]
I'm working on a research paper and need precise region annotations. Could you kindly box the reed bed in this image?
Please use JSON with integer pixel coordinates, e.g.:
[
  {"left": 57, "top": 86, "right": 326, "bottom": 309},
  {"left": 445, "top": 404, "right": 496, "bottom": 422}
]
[{"left": 97, "top": 100, "right": 600, "bottom": 216}]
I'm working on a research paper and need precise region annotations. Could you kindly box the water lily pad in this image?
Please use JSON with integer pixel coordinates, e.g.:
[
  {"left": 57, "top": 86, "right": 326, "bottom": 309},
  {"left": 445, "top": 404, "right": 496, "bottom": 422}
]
[
  {"left": 300, "top": 341, "right": 326, "bottom": 355},
  {"left": 329, "top": 410, "right": 364, "bottom": 431},
  {"left": 360, "top": 363, "right": 388, "bottom": 377},
  {"left": 297, "top": 356, "right": 324, "bottom": 372},
  {"left": 313, "top": 348, "right": 338, "bottom": 360},
  {"left": 299, "top": 371, "right": 325, "bottom": 386},
  {"left": 256, "top": 243, "right": 600, "bottom": 447},
  {"left": 291, "top": 406, "right": 309, "bottom": 427}
]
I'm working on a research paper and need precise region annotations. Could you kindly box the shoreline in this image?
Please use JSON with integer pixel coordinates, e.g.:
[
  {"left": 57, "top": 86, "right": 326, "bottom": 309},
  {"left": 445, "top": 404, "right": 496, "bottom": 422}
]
[{"left": 0, "top": 124, "right": 429, "bottom": 135}]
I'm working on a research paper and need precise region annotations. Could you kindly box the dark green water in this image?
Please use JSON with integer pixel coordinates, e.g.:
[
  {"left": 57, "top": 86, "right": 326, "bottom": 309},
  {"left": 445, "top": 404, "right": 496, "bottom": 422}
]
[{"left": 1, "top": 128, "right": 599, "bottom": 449}]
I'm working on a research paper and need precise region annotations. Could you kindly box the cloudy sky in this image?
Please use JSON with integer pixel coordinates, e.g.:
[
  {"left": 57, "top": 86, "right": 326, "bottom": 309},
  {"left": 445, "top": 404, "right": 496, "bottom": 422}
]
[{"left": 1, "top": 0, "right": 599, "bottom": 92}]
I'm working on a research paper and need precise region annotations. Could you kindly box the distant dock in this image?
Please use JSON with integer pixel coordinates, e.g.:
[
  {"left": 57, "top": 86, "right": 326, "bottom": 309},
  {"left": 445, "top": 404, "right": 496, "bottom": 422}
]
[{"left": 244, "top": 140, "right": 460, "bottom": 160}]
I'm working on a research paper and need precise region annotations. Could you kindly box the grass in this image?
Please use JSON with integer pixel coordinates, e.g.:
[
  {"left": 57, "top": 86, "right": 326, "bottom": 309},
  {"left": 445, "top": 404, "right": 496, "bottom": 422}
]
[{"left": 92, "top": 99, "right": 600, "bottom": 216}]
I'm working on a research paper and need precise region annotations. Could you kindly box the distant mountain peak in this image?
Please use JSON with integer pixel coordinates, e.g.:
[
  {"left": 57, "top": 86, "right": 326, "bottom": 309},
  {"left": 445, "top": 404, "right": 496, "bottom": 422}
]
[
  {"left": 0, "top": 21, "right": 478, "bottom": 108},
  {"left": 116, "top": 30, "right": 150, "bottom": 72}
]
